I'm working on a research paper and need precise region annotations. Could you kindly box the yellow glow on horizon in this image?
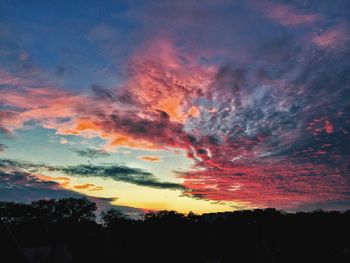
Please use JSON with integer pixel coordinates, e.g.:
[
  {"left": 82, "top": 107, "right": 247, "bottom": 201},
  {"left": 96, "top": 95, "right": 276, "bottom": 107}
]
[{"left": 49, "top": 175, "right": 241, "bottom": 214}]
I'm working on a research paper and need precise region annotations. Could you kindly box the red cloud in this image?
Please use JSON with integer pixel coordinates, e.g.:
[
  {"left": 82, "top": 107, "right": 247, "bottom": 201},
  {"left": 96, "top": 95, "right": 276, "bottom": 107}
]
[
  {"left": 324, "top": 120, "right": 334, "bottom": 134},
  {"left": 1, "top": 36, "right": 349, "bottom": 211},
  {"left": 181, "top": 157, "right": 350, "bottom": 209}
]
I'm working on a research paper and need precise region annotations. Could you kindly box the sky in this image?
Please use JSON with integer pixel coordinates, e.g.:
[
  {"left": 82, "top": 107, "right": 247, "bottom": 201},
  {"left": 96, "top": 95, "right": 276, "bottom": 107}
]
[{"left": 1, "top": 0, "right": 350, "bottom": 216}]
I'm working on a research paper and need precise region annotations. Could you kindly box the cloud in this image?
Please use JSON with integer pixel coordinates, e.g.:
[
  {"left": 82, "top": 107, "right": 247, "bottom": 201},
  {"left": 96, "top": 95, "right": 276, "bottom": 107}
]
[
  {"left": 0, "top": 144, "right": 8, "bottom": 153},
  {"left": 2, "top": 34, "right": 350, "bottom": 210},
  {"left": 1, "top": 0, "right": 350, "bottom": 211},
  {"left": 292, "top": 200, "right": 350, "bottom": 212},
  {"left": 59, "top": 138, "right": 68, "bottom": 144},
  {"left": 139, "top": 156, "right": 161, "bottom": 162},
  {"left": 2, "top": 36, "right": 350, "bottom": 210},
  {"left": 0, "top": 69, "right": 33, "bottom": 86},
  {"left": 0, "top": 159, "right": 144, "bottom": 215},
  {"left": 180, "top": 158, "right": 350, "bottom": 209},
  {"left": 73, "top": 183, "right": 104, "bottom": 191},
  {"left": 124, "top": 38, "right": 214, "bottom": 123},
  {"left": 255, "top": 1, "right": 320, "bottom": 27},
  {"left": 313, "top": 24, "right": 350, "bottom": 49},
  {"left": 0, "top": 158, "right": 184, "bottom": 191},
  {"left": 0, "top": 159, "right": 83, "bottom": 202},
  {"left": 58, "top": 164, "right": 185, "bottom": 190},
  {"left": 0, "top": 84, "right": 90, "bottom": 132},
  {"left": 71, "top": 148, "right": 110, "bottom": 159},
  {"left": 0, "top": 43, "right": 211, "bottom": 150}
]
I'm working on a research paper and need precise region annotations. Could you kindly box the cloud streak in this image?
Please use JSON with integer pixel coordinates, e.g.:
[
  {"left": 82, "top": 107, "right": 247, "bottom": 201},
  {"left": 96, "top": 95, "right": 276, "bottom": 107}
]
[
  {"left": 58, "top": 164, "right": 185, "bottom": 190},
  {"left": 0, "top": 159, "right": 185, "bottom": 191},
  {"left": 0, "top": 159, "right": 145, "bottom": 215},
  {"left": 71, "top": 148, "right": 110, "bottom": 159},
  {"left": 139, "top": 156, "right": 161, "bottom": 162}
]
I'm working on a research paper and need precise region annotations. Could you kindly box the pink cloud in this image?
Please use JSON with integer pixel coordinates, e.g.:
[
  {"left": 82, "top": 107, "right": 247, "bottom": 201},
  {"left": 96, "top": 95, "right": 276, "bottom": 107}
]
[
  {"left": 126, "top": 38, "right": 215, "bottom": 123},
  {"left": 0, "top": 40, "right": 213, "bottom": 151},
  {"left": 313, "top": 24, "right": 350, "bottom": 49},
  {"left": 0, "top": 70, "right": 33, "bottom": 86},
  {"left": 255, "top": 1, "right": 320, "bottom": 27},
  {"left": 0, "top": 86, "right": 89, "bottom": 131},
  {"left": 1, "top": 35, "right": 349, "bottom": 210},
  {"left": 181, "top": 156, "right": 350, "bottom": 208}
]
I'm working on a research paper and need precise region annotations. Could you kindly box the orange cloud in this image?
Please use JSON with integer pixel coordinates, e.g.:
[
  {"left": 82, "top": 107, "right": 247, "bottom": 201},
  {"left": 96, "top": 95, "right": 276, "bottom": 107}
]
[
  {"left": 187, "top": 106, "right": 200, "bottom": 118},
  {"left": 126, "top": 38, "right": 214, "bottom": 123},
  {"left": 139, "top": 156, "right": 161, "bottom": 162},
  {"left": 74, "top": 183, "right": 95, "bottom": 189},
  {"left": 73, "top": 183, "right": 104, "bottom": 191},
  {"left": 89, "top": 186, "right": 104, "bottom": 191},
  {"left": 0, "top": 39, "right": 213, "bottom": 152},
  {"left": 35, "top": 174, "right": 71, "bottom": 188}
]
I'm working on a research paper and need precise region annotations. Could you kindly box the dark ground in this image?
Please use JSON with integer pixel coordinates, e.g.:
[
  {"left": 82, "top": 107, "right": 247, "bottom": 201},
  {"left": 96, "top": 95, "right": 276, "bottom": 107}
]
[{"left": 1, "top": 198, "right": 349, "bottom": 263}]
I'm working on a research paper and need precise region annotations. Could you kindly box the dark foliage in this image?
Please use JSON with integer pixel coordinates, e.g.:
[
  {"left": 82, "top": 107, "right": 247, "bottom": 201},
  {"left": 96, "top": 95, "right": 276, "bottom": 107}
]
[{"left": 1, "top": 198, "right": 350, "bottom": 262}]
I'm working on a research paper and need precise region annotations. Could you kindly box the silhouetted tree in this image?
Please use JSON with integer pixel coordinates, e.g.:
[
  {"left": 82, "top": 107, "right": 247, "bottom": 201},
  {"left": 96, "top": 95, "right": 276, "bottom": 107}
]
[
  {"left": 101, "top": 208, "right": 129, "bottom": 227},
  {"left": 30, "top": 197, "right": 96, "bottom": 223},
  {"left": 1, "top": 199, "right": 350, "bottom": 263},
  {"left": 144, "top": 210, "right": 185, "bottom": 223}
]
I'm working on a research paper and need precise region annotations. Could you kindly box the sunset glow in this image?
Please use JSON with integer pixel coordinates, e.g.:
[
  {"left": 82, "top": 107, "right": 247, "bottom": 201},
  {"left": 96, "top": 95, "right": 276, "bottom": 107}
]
[{"left": 1, "top": 0, "right": 350, "bottom": 215}]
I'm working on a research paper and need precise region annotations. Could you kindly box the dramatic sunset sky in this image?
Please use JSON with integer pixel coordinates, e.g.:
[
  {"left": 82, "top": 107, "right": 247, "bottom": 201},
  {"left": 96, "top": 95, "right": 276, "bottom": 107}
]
[{"left": 1, "top": 0, "right": 350, "bottom": 216}]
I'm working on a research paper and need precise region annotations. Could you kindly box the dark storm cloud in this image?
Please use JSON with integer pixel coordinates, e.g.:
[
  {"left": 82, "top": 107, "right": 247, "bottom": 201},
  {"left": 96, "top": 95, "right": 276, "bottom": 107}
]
[
  {"left": 58, "top": 164, "right": 185, "bottom": 190},
  {"left": 0, "top": 159, "right": 145, "bottom": 215},
  {"left": 0, "top": 169, "right": 75, "bottom": 201},
  {"left": 71, "top": 148, "right": 110, "bottom": 159},
  {"left": 0, "top": 159, "right": 185, "bottom": 191},
  {"left": 0, "top": 160, "right": 91, "bottom": 202}
]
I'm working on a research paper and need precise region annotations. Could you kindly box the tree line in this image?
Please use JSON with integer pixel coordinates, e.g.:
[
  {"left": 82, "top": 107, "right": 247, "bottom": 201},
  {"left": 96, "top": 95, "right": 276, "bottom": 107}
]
[{"left": 1, "top": 198, "right": 349, "bottom": 262}]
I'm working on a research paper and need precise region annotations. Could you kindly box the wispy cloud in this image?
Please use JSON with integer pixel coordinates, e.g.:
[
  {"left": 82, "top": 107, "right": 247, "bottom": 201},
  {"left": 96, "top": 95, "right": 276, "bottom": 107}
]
[
  {"left": 0, "top": 159, "right": 185, "bottom": 191},
  {"left": 71, "top": 148, "right": 110, "bottom": 159},
  {"left": 58, "top": 164, "right": 185, "bottom": 190},
  {"left": 255, "top": 1, "right": 320, "bottom": 27}
]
